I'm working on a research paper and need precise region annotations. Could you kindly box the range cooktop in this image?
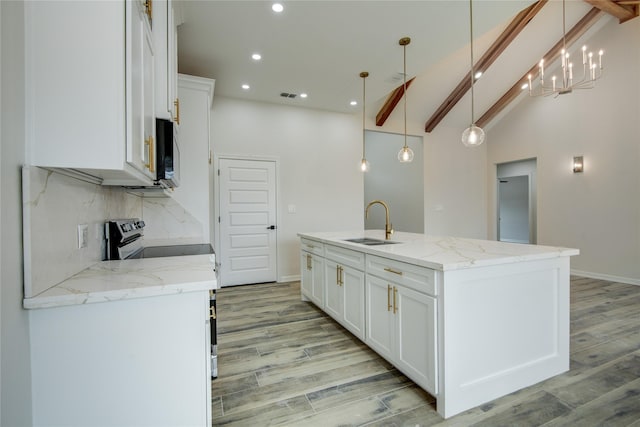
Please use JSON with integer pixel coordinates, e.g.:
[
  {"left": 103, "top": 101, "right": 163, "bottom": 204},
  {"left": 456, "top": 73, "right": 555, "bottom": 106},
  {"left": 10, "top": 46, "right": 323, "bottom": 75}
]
[{"left": 135, "top": 244, "right": 214, "bottom": 259}]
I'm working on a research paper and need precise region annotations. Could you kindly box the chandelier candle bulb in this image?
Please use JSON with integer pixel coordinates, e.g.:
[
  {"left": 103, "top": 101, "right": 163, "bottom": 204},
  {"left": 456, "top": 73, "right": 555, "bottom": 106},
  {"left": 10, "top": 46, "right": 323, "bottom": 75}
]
[
  {"left": 569, "top": 63, "right": 573, "bottom": 81},
  {"left": 599, "top": 50, "right": 603, "bottom": 69}
]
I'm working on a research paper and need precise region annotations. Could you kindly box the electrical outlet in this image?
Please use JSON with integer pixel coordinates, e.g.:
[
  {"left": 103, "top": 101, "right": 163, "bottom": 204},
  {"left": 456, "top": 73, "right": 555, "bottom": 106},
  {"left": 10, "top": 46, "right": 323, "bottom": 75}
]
[{"left": 77, "top": 224, "right": 89, "bottom": 249}]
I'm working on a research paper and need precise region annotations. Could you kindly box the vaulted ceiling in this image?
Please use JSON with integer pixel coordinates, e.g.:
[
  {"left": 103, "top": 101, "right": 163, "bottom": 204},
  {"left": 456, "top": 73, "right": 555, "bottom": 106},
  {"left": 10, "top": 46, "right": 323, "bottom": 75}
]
[{"left": 177, "top": 0, "right": 638, "bottom": 132}]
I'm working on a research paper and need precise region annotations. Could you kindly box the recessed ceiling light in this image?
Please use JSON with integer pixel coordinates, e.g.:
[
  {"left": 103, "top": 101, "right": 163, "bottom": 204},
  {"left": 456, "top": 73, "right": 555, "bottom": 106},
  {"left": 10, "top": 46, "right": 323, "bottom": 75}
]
[
  {"left": 242, "top": 84, "right": 250, "bottom": 90},
  {"left": 300, "top": 93, "right": 308, "bottom": 98},
  {"left": 272, "top": 3, "right": 283, "bottom": 13},
  {"left": 350, "top": 101, "right": 358, "bottom": 106},
  {"left": 521, "top": 82, "right": 529, "bottom": 90},
  {"left": 252, "top": 53, "right": 262, "bottom": 61},
  {"left": 474, "top": 71, "right": 483, "bottom": 79}
]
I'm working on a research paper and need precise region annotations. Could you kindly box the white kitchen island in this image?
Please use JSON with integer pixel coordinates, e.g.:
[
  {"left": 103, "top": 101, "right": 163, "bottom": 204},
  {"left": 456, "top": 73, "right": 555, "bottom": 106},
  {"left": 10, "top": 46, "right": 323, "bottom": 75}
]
[
  {"left": 24, "top": 254, "right": 216, "bottom": 427},
  {"left": 299, "top": 230, "right": 579, "bottom": 419}
]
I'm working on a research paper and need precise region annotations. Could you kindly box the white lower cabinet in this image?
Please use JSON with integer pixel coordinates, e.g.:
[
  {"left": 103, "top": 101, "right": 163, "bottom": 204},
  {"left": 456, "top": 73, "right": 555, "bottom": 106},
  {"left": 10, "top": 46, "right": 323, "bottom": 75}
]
[
  {"left": 299, "top": 240, "right": 436, "bottom": 395},
  {"left": 29, "top": 291, "right": 211, "bottom": 426},
  {"left": 323, "top": 247, "right": 365, "bottom": 340},
  {"left": 369, "top": 275, "right": 437, "bottom": 394},
  {"left": 301, "top": 251, "right": 324, "bottom": 307}
]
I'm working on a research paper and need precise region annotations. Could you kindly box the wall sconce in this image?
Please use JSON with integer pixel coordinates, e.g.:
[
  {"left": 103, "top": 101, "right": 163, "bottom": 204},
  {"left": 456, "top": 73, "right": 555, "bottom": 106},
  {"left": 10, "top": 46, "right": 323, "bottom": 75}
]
[{"left": 573, "top": 156, "right": 584, "bottom": 173}]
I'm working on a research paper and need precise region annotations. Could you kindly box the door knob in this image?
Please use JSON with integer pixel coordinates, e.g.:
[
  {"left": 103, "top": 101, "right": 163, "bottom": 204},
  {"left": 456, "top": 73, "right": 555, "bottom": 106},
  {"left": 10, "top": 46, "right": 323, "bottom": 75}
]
[{"left": 267, "top": 225, "right": 277, "bottom": 230}]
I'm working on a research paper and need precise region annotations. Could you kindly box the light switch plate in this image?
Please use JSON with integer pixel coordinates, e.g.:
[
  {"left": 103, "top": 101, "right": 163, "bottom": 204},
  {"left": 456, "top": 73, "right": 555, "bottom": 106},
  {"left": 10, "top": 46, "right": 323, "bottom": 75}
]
[{"left": 77, "top": 224, "right": 89, "bottom": 249}]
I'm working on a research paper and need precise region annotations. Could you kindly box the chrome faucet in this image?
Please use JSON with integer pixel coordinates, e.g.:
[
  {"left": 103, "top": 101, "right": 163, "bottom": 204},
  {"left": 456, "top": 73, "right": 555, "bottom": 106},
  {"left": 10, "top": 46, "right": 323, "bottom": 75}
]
[{"left": 365, "top": 200, "right": 394, "bottom": 240}]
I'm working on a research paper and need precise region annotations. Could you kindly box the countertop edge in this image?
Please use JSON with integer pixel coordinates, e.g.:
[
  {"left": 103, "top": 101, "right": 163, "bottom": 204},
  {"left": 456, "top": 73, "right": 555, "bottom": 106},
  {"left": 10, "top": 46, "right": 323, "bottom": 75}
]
[
  {"left": 298, "top": 231, "right": 579, "bottom": 271},
  {"left": 23, "top": 280, "right": 216, "bottom": 310}
]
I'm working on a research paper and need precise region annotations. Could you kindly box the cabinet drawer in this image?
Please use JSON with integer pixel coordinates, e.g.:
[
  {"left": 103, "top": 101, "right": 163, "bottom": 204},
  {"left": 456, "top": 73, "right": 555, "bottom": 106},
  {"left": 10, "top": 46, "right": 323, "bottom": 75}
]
[
  {"left": 366, "top": 255, "right": 436, "bottom": 296},
  {"left": 325, "top": 244, "right": 365, "bottom": 271},
  {"left": 300, "top": 238, "right": 324, "bottom": 256}
]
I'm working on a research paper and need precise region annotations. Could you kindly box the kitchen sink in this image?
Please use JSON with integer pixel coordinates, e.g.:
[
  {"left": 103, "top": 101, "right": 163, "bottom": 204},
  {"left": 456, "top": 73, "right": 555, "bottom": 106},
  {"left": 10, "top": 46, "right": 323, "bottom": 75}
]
[{"left": 344, "top": 238, "right": 400, "bottom": 246}]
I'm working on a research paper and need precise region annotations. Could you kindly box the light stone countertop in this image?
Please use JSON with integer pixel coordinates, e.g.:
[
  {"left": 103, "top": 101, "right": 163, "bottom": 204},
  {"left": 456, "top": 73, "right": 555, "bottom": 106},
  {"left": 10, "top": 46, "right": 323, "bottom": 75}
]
[
  {"left": 299, "top": 230, "right": 579, "bottom": 271},
  {"left": 24, "top": 254, "right": 217, "bottom": 310}
]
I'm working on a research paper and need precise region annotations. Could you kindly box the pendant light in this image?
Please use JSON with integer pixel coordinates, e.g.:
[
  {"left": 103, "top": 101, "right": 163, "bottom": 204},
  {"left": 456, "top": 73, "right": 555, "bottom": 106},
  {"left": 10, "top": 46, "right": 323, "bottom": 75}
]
[
  {"left": 397, "top": 37, "right": 414, "bottom": 163},
  {"left": 527, "top": 0, "right": 603, "bottom": 97},
  {"left": 461, "top": 0, "right": 485, "bottom": 148},
  {"left": 360, "top": 71, "right": 370, "bottom": 172}
]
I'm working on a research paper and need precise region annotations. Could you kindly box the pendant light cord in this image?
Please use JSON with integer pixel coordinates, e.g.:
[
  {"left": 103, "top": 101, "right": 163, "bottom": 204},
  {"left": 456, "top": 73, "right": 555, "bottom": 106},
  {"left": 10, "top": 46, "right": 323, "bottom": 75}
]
[
  {"left": 469, "top": 0, "right": 475, "bottom": 125},
  {"left": 362, "top": 75, "right": 366, "bottom": 158},
  {"left": 562, "top": 0, "right": 567, "bottom": 52},
  {"left": 403, "top": 43, "right": 408, "bottom": 149}
]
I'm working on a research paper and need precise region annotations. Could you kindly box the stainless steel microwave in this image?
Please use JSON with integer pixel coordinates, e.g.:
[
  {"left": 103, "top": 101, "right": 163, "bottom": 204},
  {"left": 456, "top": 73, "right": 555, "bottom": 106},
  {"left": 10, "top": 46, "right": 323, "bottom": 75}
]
[{"left": 156, "top": 118, "right": 179, "bottom": 188}]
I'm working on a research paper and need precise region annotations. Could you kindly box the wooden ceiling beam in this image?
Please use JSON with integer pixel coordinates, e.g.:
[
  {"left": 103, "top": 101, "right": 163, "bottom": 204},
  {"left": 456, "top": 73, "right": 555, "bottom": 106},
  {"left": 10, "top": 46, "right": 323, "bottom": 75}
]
[
  {"left": 583, "top": 0, "right": 638, "bottom": 23},
  {"left": 375, "top": 77, "right": 415, "bottom": 127},
  {"left": 477, "top": 7, "right": 604, "bottom": 129},
  {"left": 424, "top": 1, "right": 548, "bottom": 133}
]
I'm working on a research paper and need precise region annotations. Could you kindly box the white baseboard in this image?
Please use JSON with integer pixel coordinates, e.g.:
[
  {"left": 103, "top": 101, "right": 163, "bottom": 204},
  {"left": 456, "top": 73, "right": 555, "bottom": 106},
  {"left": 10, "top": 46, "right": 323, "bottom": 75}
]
[
  {"left": 279, "top": 274, "right": 301, "bottom": 284},
  {"left": 571, "top": 269, "right": 640, "bottom": 286}
]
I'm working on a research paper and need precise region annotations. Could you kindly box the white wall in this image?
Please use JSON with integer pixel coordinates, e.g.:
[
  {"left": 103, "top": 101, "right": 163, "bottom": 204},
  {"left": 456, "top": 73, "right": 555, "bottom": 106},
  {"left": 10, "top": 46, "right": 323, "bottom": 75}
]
[
  {"left": 424, "top": 125, "right": 488, "bottom": 239},
  {"left": 1, "top": 0, "right": 33, "bottom": 424},
  {"left": 487, "top": 18, "right": 640, "bottom": 284},
  {"left": 210, "top": 97, "right": 363, "bottom": 282}
]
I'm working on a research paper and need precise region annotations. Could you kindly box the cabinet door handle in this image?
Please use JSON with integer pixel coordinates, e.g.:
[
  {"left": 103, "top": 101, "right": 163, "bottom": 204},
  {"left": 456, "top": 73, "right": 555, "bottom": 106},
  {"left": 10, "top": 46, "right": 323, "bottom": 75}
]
[
  {"left": 306, "top": 254, "right": 312, "bottom": 270},
  {"left": 393, "top": 286, "right": 398, "bottom": 314},
  {"left": 174, "top": 98, "right": 180, "bottom": 125},
  {"left": 149, "top": 136, "right": 155, "bottom": 173},
  {"left": 387, "top": 285, "right": 392, "bottom": 312},
  {"left": 144, "top": 136, "right": 155, "bottom": 172},
  {"left": 336, "top": 265, "right": 340, "bottom": 286},
  {"left": 144, "top": 0, "right": 153, "bottom": 22},
  {"left": 384, "top": 267, "right": 403, "bottom": 276}
]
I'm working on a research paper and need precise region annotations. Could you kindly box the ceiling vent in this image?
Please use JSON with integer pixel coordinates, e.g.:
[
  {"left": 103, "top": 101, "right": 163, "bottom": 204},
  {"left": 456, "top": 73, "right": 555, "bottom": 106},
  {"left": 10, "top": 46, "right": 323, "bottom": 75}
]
[{"left": 280, "top": 92, "right": 297, "bottom": 99}]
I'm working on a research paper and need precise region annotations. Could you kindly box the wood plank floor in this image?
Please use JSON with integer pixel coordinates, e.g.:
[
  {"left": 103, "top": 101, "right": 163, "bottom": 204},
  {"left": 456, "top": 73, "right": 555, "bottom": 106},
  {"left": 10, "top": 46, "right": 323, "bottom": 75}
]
[{"left": 212, "top": 277, "right": 640, "bottom": 426}]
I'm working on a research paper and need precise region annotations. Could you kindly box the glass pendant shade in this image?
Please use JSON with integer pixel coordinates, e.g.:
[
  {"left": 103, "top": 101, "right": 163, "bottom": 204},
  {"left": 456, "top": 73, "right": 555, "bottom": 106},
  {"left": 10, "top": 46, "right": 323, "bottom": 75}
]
[
  {"left": 461, "top": 0, "right": 485, "bottom": 148},
  {"left": 360, "top": 158, "right": 370, "bottom": 172},
  {"left": 461, "top": 124, "right": 485, "bottom": 147},
  {"left": 397, "top": 146, "right": 414, "bottom": 162}
]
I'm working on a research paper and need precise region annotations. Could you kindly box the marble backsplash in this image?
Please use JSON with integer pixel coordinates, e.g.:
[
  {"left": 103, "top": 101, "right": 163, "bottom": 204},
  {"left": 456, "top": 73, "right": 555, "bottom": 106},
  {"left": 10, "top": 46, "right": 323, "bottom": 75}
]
[
  {"left": 22, "top": 166, "right": 206, "bottom": 298},
  {"left": 142, "top": 197, "right": 205, "bottom": 246}
]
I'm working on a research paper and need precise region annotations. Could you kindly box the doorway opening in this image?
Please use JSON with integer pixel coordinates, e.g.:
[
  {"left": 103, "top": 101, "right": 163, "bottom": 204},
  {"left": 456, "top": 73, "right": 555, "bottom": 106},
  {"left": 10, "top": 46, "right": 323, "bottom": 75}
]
[
  {"left": 363, "top": 130, "right": 424, "bottom": 233},
  {"left": 497, "top": 159, "right": 537, "bottom": 244}
]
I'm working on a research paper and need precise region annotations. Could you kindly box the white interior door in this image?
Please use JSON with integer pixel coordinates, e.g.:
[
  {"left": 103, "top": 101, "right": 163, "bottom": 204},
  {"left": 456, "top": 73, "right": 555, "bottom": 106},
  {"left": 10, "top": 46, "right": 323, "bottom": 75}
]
[
  {"left": 498, "top": 175, "right": 530, "bottom": 244},
  {"left": 219, "top": 158, "right": 277, "bottom": 287}
]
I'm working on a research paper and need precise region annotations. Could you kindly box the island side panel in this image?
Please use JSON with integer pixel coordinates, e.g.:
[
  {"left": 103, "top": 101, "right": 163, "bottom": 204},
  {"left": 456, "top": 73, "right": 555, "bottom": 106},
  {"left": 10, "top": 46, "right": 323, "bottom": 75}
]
[
  {"left": 30, "top": 291, "right": 210, "bottom": 427},
  {"left": 437, "top": 257, "right": 570, "bottom": 419}
]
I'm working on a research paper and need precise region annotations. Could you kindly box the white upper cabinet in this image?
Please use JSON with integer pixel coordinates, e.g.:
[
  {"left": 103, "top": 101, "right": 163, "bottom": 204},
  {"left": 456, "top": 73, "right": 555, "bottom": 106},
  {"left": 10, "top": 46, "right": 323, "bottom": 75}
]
[
  {"left": 25, "top": 1, "right": 158, "bottom": 186},
  {"left": 153, "top": 0, "right": 180, "bottom": 124}
]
